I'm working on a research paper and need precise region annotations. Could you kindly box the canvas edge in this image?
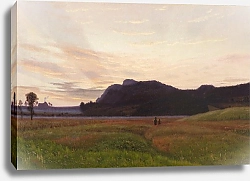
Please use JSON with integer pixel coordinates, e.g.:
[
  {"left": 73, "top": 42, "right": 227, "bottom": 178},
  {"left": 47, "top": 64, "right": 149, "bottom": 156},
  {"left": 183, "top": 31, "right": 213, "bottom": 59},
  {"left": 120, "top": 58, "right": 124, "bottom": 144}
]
[{"left": 11, "top": 1, "right": 18, "bottom": 170}]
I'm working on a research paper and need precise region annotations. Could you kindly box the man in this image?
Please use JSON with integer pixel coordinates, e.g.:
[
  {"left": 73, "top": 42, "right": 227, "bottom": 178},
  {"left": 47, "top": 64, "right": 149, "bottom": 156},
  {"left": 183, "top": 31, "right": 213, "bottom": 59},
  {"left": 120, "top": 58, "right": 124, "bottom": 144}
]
[{"left": 154, "top": 117, "right": 157, "bottom": 125}]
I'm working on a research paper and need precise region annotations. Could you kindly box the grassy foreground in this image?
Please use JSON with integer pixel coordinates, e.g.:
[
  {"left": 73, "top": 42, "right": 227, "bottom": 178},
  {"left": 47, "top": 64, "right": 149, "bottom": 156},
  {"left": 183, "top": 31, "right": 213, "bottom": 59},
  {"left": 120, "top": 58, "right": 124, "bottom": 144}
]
[{"left": 12, "top": 107, "right": 250, "bottom": 169}]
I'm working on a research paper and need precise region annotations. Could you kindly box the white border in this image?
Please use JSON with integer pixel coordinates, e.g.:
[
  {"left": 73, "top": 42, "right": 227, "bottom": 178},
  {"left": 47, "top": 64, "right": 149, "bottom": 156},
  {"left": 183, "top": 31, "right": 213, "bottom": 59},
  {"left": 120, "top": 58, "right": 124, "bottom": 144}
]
[{"left": 1, "top": 1, "right": 249, "bottom": 181}]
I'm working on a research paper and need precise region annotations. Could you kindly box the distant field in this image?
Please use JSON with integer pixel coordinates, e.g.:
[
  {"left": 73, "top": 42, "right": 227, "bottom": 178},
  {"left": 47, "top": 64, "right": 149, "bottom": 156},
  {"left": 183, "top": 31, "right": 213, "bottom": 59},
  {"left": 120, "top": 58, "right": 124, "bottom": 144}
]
[
  {"left": 12, "top": 107, "right": 250, "bottom": 169},
  {"left": 180, "top": 107, "right": 250, "bottom": 121}
]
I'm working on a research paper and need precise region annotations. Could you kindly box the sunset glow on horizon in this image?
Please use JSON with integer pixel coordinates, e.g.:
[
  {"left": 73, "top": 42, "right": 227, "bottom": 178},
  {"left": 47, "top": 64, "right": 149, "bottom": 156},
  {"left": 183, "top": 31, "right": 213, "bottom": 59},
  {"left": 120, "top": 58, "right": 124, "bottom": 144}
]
[{"left": 11, "top": 1, "right": 250, "bottom": 106}]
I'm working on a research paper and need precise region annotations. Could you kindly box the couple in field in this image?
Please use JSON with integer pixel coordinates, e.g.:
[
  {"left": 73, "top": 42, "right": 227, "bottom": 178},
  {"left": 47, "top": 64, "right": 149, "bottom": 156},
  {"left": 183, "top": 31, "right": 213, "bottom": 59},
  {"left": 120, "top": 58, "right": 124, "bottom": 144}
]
[{"left": 153, "top": 117, "right": 161, "bottom": 125}]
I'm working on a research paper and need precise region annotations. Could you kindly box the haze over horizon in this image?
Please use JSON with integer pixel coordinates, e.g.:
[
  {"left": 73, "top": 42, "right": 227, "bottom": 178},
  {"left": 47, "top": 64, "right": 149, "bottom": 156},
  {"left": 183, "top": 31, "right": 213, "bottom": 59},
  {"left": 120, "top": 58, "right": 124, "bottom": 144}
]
[{"left": 11, "top": 2, "right": 250, "bottom": 106}]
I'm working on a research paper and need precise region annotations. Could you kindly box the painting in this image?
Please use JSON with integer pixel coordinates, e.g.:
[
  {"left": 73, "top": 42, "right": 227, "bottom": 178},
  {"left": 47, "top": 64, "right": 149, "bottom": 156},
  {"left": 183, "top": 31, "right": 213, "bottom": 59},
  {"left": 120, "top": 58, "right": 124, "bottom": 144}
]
[{"left": 11, "top": 1, "right": 250, "bottom": 170}]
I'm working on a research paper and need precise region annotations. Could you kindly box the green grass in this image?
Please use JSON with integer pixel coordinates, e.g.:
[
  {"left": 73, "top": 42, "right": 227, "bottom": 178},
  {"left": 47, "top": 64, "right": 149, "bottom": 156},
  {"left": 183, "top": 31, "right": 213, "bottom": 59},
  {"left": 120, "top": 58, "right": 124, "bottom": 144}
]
[
  {"left": 17, "top": 136, "right": 191, "bottom": 169},
  {"left": 148, "top": 123, "right": 249, "bottom": 165},
  {"left": 13, "top": 108, "right": 250, "bottom": 169},
  {"left": 180, "top": 107, "right": 250, "bottom": 121}
]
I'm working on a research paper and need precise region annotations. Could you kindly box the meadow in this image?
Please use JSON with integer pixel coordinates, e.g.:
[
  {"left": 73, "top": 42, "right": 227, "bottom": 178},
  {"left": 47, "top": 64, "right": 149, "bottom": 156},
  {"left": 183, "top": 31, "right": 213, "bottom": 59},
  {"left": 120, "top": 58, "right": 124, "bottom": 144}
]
[{"left": 12, "top": 107, "right": 250, "bottom": 170}]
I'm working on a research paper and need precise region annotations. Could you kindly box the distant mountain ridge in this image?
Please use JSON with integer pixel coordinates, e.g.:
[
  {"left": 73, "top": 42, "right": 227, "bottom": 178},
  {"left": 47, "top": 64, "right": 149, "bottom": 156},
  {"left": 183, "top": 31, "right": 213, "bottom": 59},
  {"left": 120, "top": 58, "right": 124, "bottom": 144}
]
[
  {"left": 96, "top": 79, "right": 176, "bottom": 105},
  {"left": 81, "top": 79, "right": 250, "bottom": 116}
]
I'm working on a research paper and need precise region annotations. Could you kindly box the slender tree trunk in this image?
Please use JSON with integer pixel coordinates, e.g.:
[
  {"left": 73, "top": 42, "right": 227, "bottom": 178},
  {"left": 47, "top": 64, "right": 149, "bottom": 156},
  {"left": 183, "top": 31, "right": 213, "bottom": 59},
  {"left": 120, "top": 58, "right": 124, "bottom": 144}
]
[
  {"left": 30, "top": 106, "right": 33, "bottom": 120},
  {"left": 13, "top": 92, "right": 16, "bottom": 115},
  {"left": 18, "top": 106, "right": 23, "bottom": 119}
]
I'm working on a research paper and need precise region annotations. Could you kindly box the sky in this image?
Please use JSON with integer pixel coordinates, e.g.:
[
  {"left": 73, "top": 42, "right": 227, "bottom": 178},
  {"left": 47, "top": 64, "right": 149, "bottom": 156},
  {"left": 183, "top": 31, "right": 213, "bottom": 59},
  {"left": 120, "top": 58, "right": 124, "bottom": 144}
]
[{"left": 11, "top": 1, "right": 250, "bottom": 106}]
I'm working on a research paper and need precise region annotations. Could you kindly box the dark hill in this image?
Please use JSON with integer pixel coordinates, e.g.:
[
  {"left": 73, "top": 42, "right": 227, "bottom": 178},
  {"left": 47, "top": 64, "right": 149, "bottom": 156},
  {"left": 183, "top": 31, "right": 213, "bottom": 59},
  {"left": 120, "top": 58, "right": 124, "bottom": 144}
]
[
  {"left": 203, "top": 83, "right": 250, "bottom": 108},
  {"left": 196, "top": 85, "right": 215, "bottom": 95},
  {"left": 96, "top": 79, "right": 177, "bottom": 106},
  {"left": 81, "top": 80, "right": 249, "bottom": 116}
]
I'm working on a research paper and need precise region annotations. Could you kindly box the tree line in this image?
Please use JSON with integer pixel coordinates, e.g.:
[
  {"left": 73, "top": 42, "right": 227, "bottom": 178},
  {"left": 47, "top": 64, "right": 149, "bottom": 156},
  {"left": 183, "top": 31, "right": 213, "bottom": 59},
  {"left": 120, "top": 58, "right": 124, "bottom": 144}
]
[{"left": 12, "top": 92, "right": 41, "bottom": 120}]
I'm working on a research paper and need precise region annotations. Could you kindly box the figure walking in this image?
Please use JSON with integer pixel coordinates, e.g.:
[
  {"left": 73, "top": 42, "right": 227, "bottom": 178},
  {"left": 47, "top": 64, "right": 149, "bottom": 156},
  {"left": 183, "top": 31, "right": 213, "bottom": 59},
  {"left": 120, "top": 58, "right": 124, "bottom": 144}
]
[
  {"left": 154, "top": 117, "right": 157, "bottom": 125},
  {"left": 158, "top": 118, "right": 161, "bottom": 125}
]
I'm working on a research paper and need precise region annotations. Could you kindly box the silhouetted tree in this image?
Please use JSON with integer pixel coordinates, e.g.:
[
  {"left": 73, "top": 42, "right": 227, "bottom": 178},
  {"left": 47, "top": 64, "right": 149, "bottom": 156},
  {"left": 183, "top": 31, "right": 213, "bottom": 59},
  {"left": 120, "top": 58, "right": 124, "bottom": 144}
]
[
  {"left": 18, "top": 100, "right": 23, "bottom": 119},
  {"left": 13, "top": 92, "right": 16, "bottom": 115},
  {"left": 25, "top": 92, "right": 39, "bottom": 120},
  {"left": 80, "top": 102, "right": 85, "bottom": 112}
]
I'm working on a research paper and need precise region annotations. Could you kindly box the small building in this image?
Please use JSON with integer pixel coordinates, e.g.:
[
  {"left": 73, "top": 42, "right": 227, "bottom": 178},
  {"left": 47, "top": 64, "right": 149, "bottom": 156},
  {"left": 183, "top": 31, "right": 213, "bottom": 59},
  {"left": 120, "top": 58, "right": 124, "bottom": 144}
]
[{"left": 37, "top": 102, "right": 49, "bottom": 109}]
